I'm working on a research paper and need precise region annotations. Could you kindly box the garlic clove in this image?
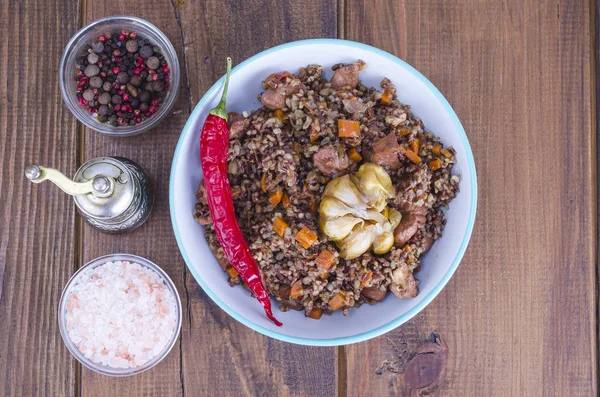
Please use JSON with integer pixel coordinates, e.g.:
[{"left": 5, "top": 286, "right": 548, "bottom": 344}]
[{"left": 320, "top": 216, "right": 363, "bottom": 242}]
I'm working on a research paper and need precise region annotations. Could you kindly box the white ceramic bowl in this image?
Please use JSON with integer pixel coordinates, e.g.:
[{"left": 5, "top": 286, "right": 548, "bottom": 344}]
[{"left": 170, "top": 39, "right": 477, "bottom": 346}]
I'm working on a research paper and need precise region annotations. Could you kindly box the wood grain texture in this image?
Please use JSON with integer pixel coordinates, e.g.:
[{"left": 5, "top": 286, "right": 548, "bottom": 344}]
[
  {"left": 176, "top": 1, "right": 338, "bottom": 396},
  {"left": 0, "top": 0, "right": 81, "bottom": 396},
  {"left": 343, "top": 0, "right": 597, "bottom": 396},
  {"left": 80, "top": 1, "right": 338, "bottom": 396}
]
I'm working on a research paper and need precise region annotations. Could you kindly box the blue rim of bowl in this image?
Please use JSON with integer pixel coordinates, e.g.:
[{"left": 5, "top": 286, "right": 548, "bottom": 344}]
[{"left": 169, "top": 38, "right": 478, "bottom": 346}]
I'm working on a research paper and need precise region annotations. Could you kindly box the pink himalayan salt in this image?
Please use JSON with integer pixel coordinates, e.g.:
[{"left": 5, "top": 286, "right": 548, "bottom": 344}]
[{"left": 65, "top": 260, "right": 177, "bottom": 369}]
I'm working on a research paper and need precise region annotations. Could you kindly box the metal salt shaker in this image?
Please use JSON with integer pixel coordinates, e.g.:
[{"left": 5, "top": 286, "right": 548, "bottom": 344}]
[{"left": 25, "top": 157, "right": 153, "bottom": 233}]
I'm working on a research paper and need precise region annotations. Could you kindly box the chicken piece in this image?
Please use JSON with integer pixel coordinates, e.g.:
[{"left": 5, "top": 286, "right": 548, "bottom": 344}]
[
  {"left": 313, "top": 145, "right": 350, "bottom": 177},
  {"left": 368, "top": 133, "right": 401, "bottom": 170},
  {"left": 390, "top": 265, "right": 418, "bottom": 299},
  {"left": 228, "top": 112, "right": 248, "bottom": 139},
  {"left": 260, "top": 88, "right": 286, "bottom": 110},
  {"left": 361, "top": 287, "right": 387, "bottom": 302},
  {"left": 393, "top": 213, "right": 426, "bottom": 247},
  {"left": 331, "top": 63, "right": 360, "bottom": 89}
]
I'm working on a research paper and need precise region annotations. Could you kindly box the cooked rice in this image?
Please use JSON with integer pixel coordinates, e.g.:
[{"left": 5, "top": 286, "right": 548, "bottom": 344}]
[{"left": 194, "top": 62, "right": 459, "bottom": 318}]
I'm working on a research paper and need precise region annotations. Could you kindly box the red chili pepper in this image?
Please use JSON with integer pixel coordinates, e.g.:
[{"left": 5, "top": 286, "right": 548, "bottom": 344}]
[{"left": 200, "top": 58, "right": 282, "bottom": 326}]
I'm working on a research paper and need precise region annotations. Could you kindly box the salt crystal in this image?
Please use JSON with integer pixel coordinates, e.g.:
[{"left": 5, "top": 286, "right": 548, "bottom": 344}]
[{"left": 65, "top": 260, "right": 177, "bottom": 369}]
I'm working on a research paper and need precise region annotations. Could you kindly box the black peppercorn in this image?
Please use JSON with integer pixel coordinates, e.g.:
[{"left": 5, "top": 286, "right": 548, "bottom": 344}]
[
  {"left": 111, "top": 94, "right": 123, "bottom": 105},
  {"left": 116, "top": 72, "right": 129, "bottom": 84},
  {"left": 138, "top": 91, "right": 151, "bottom": 103},
  {"left": 139, "top": 45, "right": 153, "bottom": 59}
]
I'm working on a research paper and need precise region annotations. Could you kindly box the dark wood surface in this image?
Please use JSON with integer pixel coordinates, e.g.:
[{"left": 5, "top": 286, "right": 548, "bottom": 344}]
[{"left": 0, "top": 0, "right": 597, "bottom": 396}]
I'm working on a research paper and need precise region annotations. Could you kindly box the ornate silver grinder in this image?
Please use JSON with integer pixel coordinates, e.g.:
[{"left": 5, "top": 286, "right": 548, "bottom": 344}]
[{"left": 25, "top": 157, "right": 153, "bottom": 233}]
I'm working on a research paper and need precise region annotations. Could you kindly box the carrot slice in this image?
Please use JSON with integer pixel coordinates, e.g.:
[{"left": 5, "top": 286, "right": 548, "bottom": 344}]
[
  {"left": 410, "top": 139, "right": 420, "bottom": 154},
  {"left": 399, "top": 127, "right": 411, "bottom": 136},
  {"left": 273, "top": 217, "right": 289, "bottom": 237},
  {"left": 360, "top": 270, "right": 373, "bottom": 286},
  {"left": 338, "top": 119, "right": 361, "bottom": 138},
  {"left": 380, "top": 89, "right": 393, "bottom": 105},
  {"left": 226, "top": 267, "right": 239, "bottom": 278},
  {"left": 290, "top": 280, "right": 303, "bottom": 299},
  {"left": 307, "top": 308, "right": 323, "bottom": 320},
  {"left": 295, "top": 227, "right": 318, "bottom": 249},
  {"left": 399, "top": 145, "right": 422, "bottom": 164},
  {"left": 282, "top": 193, "right": 291, "bottom": 209},
  {"left": 309, "top": 198, "right": 317, "bottom": 212},
  {"left": 429, "top": 159, "right": 442, "bottom": 171},
  {"left": 348, "top": 148, "right": 363, "bottom": 162},
  {"left": 274, "top": 109, "right": 286, "bottom": 123},
  {"left": 260, "top": 173, "right": 267, "bottom": 192},
  {"left": 268, "top": 190, "right": 283, "bottom": 206},
  {"left": 442, "top": 148, "right": 453, "bottom": 158},
  {"left": 315, "top": 250, "right": 337, "bottom": 270},
  {"left": 328, "top": 292, "right": 346, "bottom": 311},
  {"left": 432, "top": 144, "right": 442, "bottom": 157}
]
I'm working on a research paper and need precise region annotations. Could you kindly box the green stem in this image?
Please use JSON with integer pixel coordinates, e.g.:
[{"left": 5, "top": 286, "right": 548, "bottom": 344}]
[{"left": 209, "top": 57, "right": 232, "bottom": 120}]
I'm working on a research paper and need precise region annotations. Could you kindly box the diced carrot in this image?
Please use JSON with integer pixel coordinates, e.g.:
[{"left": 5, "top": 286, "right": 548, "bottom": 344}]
[
  {"left": 442, "top": 148, "right": 453, "bottom": 158},
  {"left": 319, "top": 272, "right": 330, "bottom": 279},
  {"left": 273, "top": 217, "right": 289, "bottom": 237},
  {"left": 328, "top": 292, "right": 346, "bottom": 311},
  {"left": 290, "top": 280, "right": 303, "bottom": 299},
  {"left": 360, "top": 271, "right": 373, "bottom": 286},
  {"left": 432, "top": 144, "right": 442, "bottom": 157},
  {"left": 429, "top": 159, "right": 442, "bottom": 171},
  {"left": 399, "top": 127, "right": 411, "bottom": 136},
  {"left": 282, "top": 193, "right": 291, "bottom": 209},
  {"left": 274, "top": 109, "right": 286, "bottom": 123},
  {"left": 318, "top": 101, "right": 327, "bottom": 109},
  {"left": 268, "top": 190, "right": 283, "bottom": 206},
  {"left": 399, "top": 145, "right": 422, "bottom": 164},
  {"left": 403, "top": 244, "right": 413, "bottom": 253},
  {"left": 260, "top": 173, "right": 267, "bottom": 192},
  {"left": 410, "top": 139, "right": 420, "bottom": 154},
  {"left": 338, "top": 119, "right": 361, "bottom": 138},
  {"left": 295, "top": 227, "right": 318, "bottom": 249},
  {"left": 380, "top": 89, "right": 393, "bottom": 105},
  {"left": 307, "top": 308, "right": 323, "bottom": 320},
  {"left": 309, "top": 198, "right": 317, "bottom": 212},
  {"left": 226, "top": 267, "right": 239, "bottom": 278},
  {"left": 348, "top": 148, "right": 363, "bottom": 162},
  {"left": 315, "top": 250, "right": 337, "bottom": 270},
  {"left": 310, "top": 129, "right": 319, "bottom": 142}
]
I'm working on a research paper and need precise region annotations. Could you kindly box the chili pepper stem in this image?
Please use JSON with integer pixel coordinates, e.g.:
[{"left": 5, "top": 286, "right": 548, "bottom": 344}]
[{"left": 209, "top": 57, "right": 232, "bottom": 121}]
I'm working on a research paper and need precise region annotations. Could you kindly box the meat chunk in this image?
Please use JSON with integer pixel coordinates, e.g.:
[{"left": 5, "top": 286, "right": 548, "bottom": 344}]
[
  {"left": 369, "top": 133, "right": 401, "bottom": 170},
  {"left": 228, "top": 112, "right": 248, "bottom": 140},
  {"left": 390, "top": 265, "right": 418, "bottom": 299},
  {"left": 313, "top": 145, "right": 350, "bottom": 177},
  {"left": 195, "top": 180, "right": 208, "bottom": 204},
  {"left": 393, "top": 213, "right": 426, "bottom": 247},
  {"left": 331, "top": 63, "right": 360, "bottom": 89},
  {"left": 260, "top": 88, "right": 286, "bottom": 110},
  {"left": 361, "top": 287, "right": 387, "bottom": 302}
]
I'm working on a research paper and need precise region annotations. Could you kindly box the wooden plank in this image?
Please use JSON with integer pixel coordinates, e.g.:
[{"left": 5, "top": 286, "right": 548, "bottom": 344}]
[
  {"left": 0, "top": 0, "right": 81, "bottom": 395},
  {"left": 176, "top": 1, "right": 339, "bottom": 396},
  {"left": 80, "top": 1, "right": 338, "bottom": 396},
  {"left": 343, "top": 0, "right": 597, "bottom": 396}
]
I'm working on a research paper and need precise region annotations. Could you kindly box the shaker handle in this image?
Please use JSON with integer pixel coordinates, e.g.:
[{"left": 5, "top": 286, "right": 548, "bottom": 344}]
[{"left": 25, "top": 165, "right": 115, "bottom": 198}]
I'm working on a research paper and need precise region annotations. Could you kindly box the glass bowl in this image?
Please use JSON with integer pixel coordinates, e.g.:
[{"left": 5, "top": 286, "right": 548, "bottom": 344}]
[
  {"left": 59, "top": 16, "right": 180, "bottom": 136},
  {"left": 58, "top": 253, "right": 182, "bottom": 376}
]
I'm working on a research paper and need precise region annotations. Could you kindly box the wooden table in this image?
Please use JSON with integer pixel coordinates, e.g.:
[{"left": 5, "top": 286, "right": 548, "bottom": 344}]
[{"left": 0, "top": 0, "right": 596, "bottom": 395}]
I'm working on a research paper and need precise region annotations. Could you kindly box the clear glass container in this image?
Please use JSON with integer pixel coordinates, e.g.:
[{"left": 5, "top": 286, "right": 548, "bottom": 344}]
[
  {"left": 58, "top": 253, "right": 182, "bottom": 376},
  {"left": 59, "top": 16, "right": 180, "bottom": 136}
]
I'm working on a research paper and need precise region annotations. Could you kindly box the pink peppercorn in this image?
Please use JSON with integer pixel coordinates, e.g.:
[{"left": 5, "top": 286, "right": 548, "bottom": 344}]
[
  {"left": 129, "top": 31, "right": 137, "bottom": 39},
  {"left": 137, "top": 57, "right": 144, "bottom": 65},
  {"left": 151, "top": 99, "right": 160, "bottom": 107},
  {"left": 118, "top": 34, "right": 125, "bottom": 41},
  {"left": 133, "top": 67, "right": 141, "bottom": 75},
  {"left": 122, "top": 94, "right": 130, "bottom": 102},
  {"left": 121, "top": 29, "right": 129, "bottom": 36},
  {"left": 99, "top": 36, "right": 107, "bottom": 43},
  {"left": 162, "top": 67, "right": 170, "bottom": 74},
  {"left": 112, "top": 67, "right": 120, "bottom": 75},
  {"left": 164, "top": 82, "right": 169, "bottom": 89},
  {"left": 100, "top": 72, "right": 106, "bottom": 77}
]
